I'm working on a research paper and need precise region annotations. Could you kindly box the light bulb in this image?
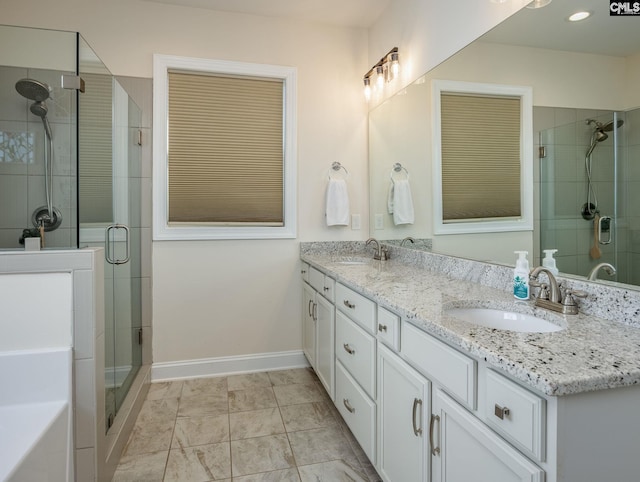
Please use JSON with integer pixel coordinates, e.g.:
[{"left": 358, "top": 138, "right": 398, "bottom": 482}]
[
  {"left": 390, "top": 52, "right": 400, "bottom": 79},
  {"left": 376, "top": 65, "right": 384, "bottom": 90},
  {"left": 363, "top": 77, "right": 371, "bottom": 101}
]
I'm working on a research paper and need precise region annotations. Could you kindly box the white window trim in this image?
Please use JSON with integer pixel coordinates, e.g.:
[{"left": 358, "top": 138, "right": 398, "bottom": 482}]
[
  {"left": 152, "top": 54, "right": 297, "bottom": 240},
  {"left": 432, "top": 79, "right": 533, "bottom": 235}
]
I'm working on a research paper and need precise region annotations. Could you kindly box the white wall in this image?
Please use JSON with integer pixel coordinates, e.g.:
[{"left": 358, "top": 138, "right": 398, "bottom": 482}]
[{"left": 2, "top": 0, "right": 525, "bottom": 368}]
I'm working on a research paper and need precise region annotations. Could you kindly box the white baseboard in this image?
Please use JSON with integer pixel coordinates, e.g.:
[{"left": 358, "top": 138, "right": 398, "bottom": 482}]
[{"left": 151, "top": 350, "right": 309, "bottom": 382}]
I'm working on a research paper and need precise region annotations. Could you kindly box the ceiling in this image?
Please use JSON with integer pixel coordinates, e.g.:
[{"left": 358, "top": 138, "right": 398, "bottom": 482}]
[
  {"left": 482, "top": 0, "right": 640, "bottom": 57},
  {"left": 143, "top": 0, "right": 392, "bottom": 28}
]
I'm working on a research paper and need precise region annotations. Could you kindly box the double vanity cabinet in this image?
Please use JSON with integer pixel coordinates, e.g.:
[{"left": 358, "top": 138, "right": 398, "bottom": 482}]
[{"left": 301, "top": 253, "right": 640, "bottom": 482}]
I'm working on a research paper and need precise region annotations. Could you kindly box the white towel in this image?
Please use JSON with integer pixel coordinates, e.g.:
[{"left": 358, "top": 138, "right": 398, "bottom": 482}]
[
  {"left": 387, "top": 182, "right": 395, "bottom": 214},
  {"left": 325, "top": 178, "right": 350, "bottom": 226},
  {"left": 391, "top": 179, "right": 414, "bottom": 225}
]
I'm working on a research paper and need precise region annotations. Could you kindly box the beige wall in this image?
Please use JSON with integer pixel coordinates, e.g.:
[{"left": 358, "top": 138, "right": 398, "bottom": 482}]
[{"left": 2, "top": 0, "right": 522, "bottom": 367}]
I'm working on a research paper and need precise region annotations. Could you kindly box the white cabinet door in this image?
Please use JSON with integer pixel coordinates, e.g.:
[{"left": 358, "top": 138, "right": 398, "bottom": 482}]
[
  {"left": 302, "top": 282, "right": 316, "bottom": 368},
  {"left": 377, "top": 344, "right": 430, "bottom": 482},
  {"left": 432, "top": 389, "right": 544, "bottom": 482},
  {"left": 315, "top": 294, "right": 335, "bottom": 400}
]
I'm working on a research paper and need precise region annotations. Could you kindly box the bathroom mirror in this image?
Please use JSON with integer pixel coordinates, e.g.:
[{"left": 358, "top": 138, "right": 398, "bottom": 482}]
[{"left": 369, "top": 0, "right": 640, "bottom": 289}]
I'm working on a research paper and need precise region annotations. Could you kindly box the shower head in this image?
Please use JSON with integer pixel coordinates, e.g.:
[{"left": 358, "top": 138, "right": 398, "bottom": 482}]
[
  {"left": 601, "top": 119, "right": 624, "bottom": 132},
  {"left": 15, "top": 78, "right": 51, "bottom": 102},
  {"left": 30, "top": 101, "right": 48, "bottom": 118}
]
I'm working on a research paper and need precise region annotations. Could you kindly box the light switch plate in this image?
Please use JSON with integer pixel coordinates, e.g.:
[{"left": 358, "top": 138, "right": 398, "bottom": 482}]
[
  {"left": 375, "top": 213, "right": 384, "bottom": 230},
  {"left": 351, "top": 214, "right": 361, "bottom": 230}
]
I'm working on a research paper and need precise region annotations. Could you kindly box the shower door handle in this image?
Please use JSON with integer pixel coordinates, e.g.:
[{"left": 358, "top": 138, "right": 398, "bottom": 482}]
[{"left": 105, "top": 224, "right": 131, "bottom": 265}]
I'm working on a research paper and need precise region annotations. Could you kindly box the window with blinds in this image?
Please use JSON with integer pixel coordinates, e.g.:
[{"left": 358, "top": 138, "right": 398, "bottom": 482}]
[
  {"left": 167, "top": 71, "right": 284, "bottom": 225},
  {"left": 153, "top": 55, "right": 297, "bottom": 240},
  {"left": 432, "top": 80, "right": 533, "bottom": 235},
  {"left": 440, "top": 93, "right": 521, "bottom": 221}
]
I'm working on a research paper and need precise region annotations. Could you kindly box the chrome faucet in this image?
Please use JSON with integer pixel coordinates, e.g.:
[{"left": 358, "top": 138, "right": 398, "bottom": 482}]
[
  {"left": 529, "top": 266, "right": 587, "bottom": 315},
  {"left": 366, "top": 238, "right": 389, "bottom": 261},
  {"left": 400, "top": 236, "right": 415, "bottom": 247},
  {"left": 587, "top": 262, "right": 616, "bottom": 281}
]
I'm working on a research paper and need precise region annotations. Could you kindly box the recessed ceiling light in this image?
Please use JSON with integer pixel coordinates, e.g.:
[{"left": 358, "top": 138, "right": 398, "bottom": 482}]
[{"left": 568, "top": 11, "right": 591, "bottom": 21}]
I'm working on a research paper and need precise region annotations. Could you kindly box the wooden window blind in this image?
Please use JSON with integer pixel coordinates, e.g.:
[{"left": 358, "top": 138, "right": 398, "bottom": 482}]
[
  {"left": 79, "top": 73, "right": 113, "bottom": 224},
  {"left": 440, "top": 93, "right": 521, "bottom": 221},
  {"left": 167, "top": 71, "right": 284, "bottom": 225}
]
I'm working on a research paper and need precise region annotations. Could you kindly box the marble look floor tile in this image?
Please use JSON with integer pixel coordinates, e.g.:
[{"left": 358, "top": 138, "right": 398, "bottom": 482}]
[
  {"left": 137, "top": 398, "right": 179, "bottom": 424},
  {"left": 147, "top": 381, "right": 183, "bottom": 401},
  {"left": 228, "top": 387, "right": 277, "bottom": 412},
  {"left": 124, "top": 420, "right": 175, "bottom": 456},
  {"left": 268, "top": 368, "right": 318, "bottom": 386},
  {"left": 232, "top": 468, "right": 301, "bottom": 482},
  {"left": 298, "top": 459, "right": 369, "bottom": 482},
  {"left": 280, "top": 401, "right": 337, "bottom": 432},
  {"left": 112, "top": 450, "right": 168, "bottom": 481},
  {"left": 287, "top": 425, "right": 360, "bottom": 467},
  {"left": 227, "top": 372, "right": 272, "bottom": 391},
  {"left": 273, "top": 383, "right": 325, "bottom": 406},
  {"left": 164, "top": 442, "right": 231, "bottom": 482},
  {"left": 230, "top": 433, "right": 295, "bottom": 477},
  {"left": 172, "top": 414, "right": 230, "bottom": 448},
  {"left": 230, "top": 407, "right": 285, "bottom": 440},
  {"left": 182, "top": 376, "right": 228, "bottom": 398},
  {"left": 178, "top": 391, "right": 228, "bottom": 418}
]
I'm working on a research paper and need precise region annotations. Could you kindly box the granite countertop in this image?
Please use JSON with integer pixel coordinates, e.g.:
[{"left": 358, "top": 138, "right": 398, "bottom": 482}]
[{"left": 301, "top": 250, "right": 640, "bottom": 397}]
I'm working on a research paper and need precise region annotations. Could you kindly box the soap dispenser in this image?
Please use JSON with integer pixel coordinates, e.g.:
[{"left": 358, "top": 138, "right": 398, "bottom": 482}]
[
  {"left": 542, "top": 249, "right": 559, "bottom": 276},
  {"left": 513, "top": 251, "right": 530, "bottom": 300}
]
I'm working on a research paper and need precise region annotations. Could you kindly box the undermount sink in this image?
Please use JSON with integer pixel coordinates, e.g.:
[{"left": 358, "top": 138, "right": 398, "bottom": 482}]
[
  {"left": 445, "top": 308, "right": 565, "bottom": 333},
  {"left": 333, "top": 258, "right": 370, "bottom": 265}
]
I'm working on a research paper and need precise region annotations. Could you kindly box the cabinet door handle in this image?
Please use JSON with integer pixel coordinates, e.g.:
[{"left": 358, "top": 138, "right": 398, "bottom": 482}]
[
  {"left": 429, "top": 414, "right": 441, "bottom": 455},
  {"left": 412, "top": 398, "right": 423, "bottom": 436},
  {"left": 308, "top": 299, "right": 314, "bottom": 317},
  {"left": 343, "top": 398, "right": 355, "bottom": 413},
  {"left": 343, "top": 300, "right": 356, "bottom": 309},
  {"left": 378, "top": 323, "right": 388, "bottom": 332},
  {"left": 312, "top": 302, "right": 318, "bottom": 322},
  {"left": 343, "top": 343, "right": 355, "bottom": 355},
  {"left": 494, "top": 404, "right": 510, "bottom": 420}
]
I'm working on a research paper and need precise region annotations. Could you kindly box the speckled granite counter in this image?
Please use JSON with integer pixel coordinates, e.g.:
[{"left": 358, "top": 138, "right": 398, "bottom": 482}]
[{"left": 301, "top": 242, "right": 640, "bottom": 397}]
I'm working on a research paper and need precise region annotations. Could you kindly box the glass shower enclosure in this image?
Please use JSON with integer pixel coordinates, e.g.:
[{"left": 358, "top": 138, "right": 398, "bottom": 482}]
[
  {"left": 539, "top": 108, "right": 640, "bottom": 287},
  {"left": 0, "top": 25, "right": 142, "bottom": 433}
]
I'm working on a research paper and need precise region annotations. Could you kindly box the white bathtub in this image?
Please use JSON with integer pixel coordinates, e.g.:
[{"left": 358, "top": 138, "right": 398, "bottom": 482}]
[{"left": 0, "top": 347, "right": 73, "bottom": 482}]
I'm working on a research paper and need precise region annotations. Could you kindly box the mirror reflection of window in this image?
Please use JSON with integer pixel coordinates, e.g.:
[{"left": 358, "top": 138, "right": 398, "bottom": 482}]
[{"left": 79, "top": 73, "right": 113, "bottom": 224}]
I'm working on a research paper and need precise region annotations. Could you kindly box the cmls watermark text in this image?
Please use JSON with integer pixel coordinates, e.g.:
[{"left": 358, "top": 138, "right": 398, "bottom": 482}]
[{"left": 610, "top": 1, "right": 640, "bottom": 15}]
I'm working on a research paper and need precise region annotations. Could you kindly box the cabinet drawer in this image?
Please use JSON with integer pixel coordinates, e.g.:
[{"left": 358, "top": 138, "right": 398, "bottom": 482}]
[
  {"left": 336, "top": 311, "right": 376, "bottom": 398},
  {"left": 335, "top": 361, "right": 376, "bottom": 463},
  {"left": 309, "top": 266, "right": 335, "bottom": 302},
  {"left": 483, "top": 369, "right": 545, "bottom": 461},
  {"left": 335, "top": 283, "right": 376, "bottom": 334},
  {"left": 377, "top": 306, "right": 400, "bottom": 351},
  {"left": 301, "top": 262, "right": 309, "bottom": 282},
  {"left": 402, "top": 322, "right": 476, "bottom": 409}
]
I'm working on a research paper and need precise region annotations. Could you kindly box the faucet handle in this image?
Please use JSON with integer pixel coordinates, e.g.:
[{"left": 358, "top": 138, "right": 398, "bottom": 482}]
[
  {"left": 380, "top": 246, "right": 390, "bottom": 261},
  {"left": 561, "top": 288, "right": 587, "bottom": 308}
]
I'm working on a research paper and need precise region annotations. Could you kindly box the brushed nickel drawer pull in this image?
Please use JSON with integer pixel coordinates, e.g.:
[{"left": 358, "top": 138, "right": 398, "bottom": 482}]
[
  {"left": 343, "top": 343, "right": 355, "bottom": 355},
  {"left": 343, "top": 398, "right": 355, "bottom": 413},
  {"left": 308, "top": 299, "right": 314, "bottom": 317},
  {"left": 494, "top": 404, "right": 510, "bottom": 420},
  {"left": 378, "top": 323, "right": 388, "bottom": 332},
  {"left": 323, "top": 286, "right": 330, "bottom": 292},
  {"left": 343, "top": 300, "right": 356, "bottom": 309},
  {"left": 412, "top": 398, "right": 423, "bottom": 436},
  {"left": 430, "top": 414, "right": 440, "bottom": 455}
]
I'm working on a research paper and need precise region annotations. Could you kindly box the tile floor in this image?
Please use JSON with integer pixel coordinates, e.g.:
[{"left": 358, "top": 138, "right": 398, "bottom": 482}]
[{"left": 112, "top": 368, "right": 382, "bottom": 481}]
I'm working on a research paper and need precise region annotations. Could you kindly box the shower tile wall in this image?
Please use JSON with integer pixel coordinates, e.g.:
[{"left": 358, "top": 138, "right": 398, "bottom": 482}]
[
  {"left": 0, "top": 65, "right": 77, "bottom": 249},
  {"left": 534, "top": 106, "right": 619, "bottom": 279}
]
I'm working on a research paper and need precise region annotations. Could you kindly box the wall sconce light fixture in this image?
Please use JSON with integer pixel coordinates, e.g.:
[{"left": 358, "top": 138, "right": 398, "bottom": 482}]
[{"left": 363, "top": 47, "right": 399, "bottom": 101}]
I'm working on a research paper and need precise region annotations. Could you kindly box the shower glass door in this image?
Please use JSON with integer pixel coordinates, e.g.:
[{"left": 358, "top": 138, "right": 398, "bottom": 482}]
[
  {"left": 539, "top": 111, "right": 624, "bottom": 283},
  {"left": 78, "top": 37, "right": 142, "bottom": 431}
]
